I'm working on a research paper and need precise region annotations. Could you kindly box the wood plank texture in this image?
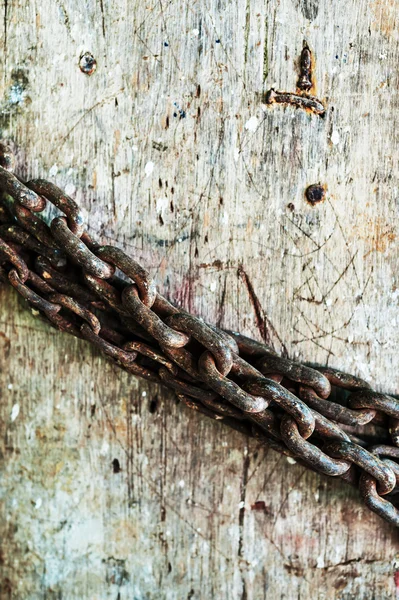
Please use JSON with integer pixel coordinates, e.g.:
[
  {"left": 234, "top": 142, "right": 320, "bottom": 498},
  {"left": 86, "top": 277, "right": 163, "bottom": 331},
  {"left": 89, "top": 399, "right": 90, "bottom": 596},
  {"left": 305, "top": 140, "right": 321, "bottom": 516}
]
[{"left": 0, "top": 0, "right": 398, "bottom": 598}]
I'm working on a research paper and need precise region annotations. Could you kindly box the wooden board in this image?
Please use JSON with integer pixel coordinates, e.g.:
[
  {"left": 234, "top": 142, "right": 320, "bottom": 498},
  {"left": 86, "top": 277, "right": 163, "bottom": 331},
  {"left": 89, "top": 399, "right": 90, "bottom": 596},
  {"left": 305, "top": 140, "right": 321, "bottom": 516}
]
[{"left": 1, "top": 0, "right": 398, "bottom": 598}]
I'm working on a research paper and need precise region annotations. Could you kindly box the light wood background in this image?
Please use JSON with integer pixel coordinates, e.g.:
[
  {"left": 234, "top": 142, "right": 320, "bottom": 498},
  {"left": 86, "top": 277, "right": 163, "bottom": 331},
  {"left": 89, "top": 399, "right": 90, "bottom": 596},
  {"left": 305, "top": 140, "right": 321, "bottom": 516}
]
[{"left": 1, "top": 1, "right": 398, "bottom": 598}]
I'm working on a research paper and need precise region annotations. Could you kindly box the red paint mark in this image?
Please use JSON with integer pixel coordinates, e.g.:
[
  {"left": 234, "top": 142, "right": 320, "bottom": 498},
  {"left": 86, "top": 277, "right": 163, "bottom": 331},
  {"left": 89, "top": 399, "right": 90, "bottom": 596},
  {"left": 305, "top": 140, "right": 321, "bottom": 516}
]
[
  {"left": 251, "top": 501, "right": 266, "bottom": 511},
  {"left": 394, "top": 570, "right": 399, "bottom": 590}
]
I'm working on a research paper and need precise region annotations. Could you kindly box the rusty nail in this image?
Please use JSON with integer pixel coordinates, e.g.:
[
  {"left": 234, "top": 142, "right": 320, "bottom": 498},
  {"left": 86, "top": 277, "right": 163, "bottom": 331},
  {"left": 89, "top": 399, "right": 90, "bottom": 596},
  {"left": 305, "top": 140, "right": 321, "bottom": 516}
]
[
  {"left": 297, "top": 44, "right": 312, "bottom": 91},
  {"left": 305, "top": 184, "right": 326, "bottom": 205},
  {"left": 79, "top": 52, "right": 97, "bottom": 76}
]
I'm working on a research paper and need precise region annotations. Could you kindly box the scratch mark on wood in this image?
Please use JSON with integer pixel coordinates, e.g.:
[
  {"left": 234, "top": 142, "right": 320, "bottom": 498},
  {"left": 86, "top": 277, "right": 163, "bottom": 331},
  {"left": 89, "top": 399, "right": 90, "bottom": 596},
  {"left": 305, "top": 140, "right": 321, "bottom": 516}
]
[
  {"left": 3, "top": 0, "right": 8, "bottom": 56},
  {"left": 262, "top": 16, "right": 268, "bottom": 84},
  {"left": 238, "top": 448, "right": 249, "bottom": 548},
  {"left": 99, "top": 0, "right": 106, "bottom": 39},
  {"left": 57, "top": 89, "right": 125, "bottom": 148},
  {"left": 238, "top": 265, "right": 288, "bottom": 356}
]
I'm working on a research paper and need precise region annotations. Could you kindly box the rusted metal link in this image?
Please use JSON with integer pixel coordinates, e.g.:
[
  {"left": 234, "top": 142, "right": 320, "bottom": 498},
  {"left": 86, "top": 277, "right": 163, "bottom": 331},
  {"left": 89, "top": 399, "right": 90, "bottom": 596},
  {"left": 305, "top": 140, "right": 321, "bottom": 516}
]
[
  {"left": 51, "top": 217, "right": 115, "bottom": 278},
  {"left": 27, "top": 179, "right": 85, "bottom": 237},
  {"left": 158, "top": 367, "right": 219, "bottom": 402},
  {"left": 26, "top": 269, "right": 55, "bottom": 295},
  {"left": 0, "top": 224, "right": 65, "bottom": 267},
  {"left": 252, "top": 424, "right": 298, "bottom": 457},
  {"left": 369, "top": 445, "right": 399, "bottom": 459},
  {"left": 198, "top": 351, "right": 269, "bottom": 413},
  {"left": 249, "top": 409, "right": 282, "bottom": 441},
  {"left": 349, "top": 390, "right": 399, "bottom": 423},
  {"left": 1, "top": 195, "right": 57, "bottom": 248},
  {"left": 323, "top": 441, "right": 396, "bottom": 495},
  {"left": 122, "top": 285, "right": 189, "bottom": 348},
  {"left": 199, "top": 394, "right": 245, "bottom": 420},
  {"left": 8, "top": 269, "right": 61, "bottom": 315},
  {"left": 80, "top": 323, "right": 137, "bottom": 368},
  {"left": 280, "top": 415, "right": 352, "bottom": 476},
  {"left": 225, "top": 330, "right": 277, "bottom": 358},
  {"left": 256, "top": 355, "right": 331, "bottom": 399},
  {"left": 244, "top": 377, "right": 315, "bottom": 439},
  {"left": 48, "top": 293, "right": 101, "bottom": 334},
  {"left": 123, "top": 340, "right": 178, "bottom": 375},
  {"left": 0, "top": 166, "right": 45, "bottom": 212},
  {"left": 125, "top": 361, "right": 163, "bottom": 384},
  {"left": 360, "top": 474, "right": 399, "bottom": 526},
  {"left": 177, "top": 393, "right": 255, "bottom": 438},
  {"left": 166, "top": 313, "right": 234, "bottom": 375},
  {"left": 82, "top": 271, "right": 127, "bottom": 312},
  {"left": 0, "top": 237, "right": 29, "bottom": 282},
  {"left": 151, "top": 294, "right": 180, "bottom": 318},
  {"left": 95, "top": 245, "right": 157, "bottom": 307},
  {"left": 160, "top": 344, "right": 201, "bottom": 380},
  {"left": 205, "top": 324, "right": 239, "bottom": 355},
  {"left": 299, "top": 385, "right": 376, "bottom": 427},
  {"left": 35, "top": 256, "right": 104, "bottom": 308},
  {"left": 177, "top": 393, "right": 225, "bottom": 421},
  {"left": 316, "top": 366, "right": 371, "bottom": 391},
  {"left": 311, "top": 409, "right": 351, "bottom": 442}
]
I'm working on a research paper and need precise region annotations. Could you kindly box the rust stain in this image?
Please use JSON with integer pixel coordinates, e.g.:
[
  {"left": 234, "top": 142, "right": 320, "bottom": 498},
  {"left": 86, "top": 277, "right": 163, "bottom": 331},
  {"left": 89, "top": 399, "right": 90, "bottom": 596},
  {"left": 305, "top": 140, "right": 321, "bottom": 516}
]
[
  {"left": 198, "top": 259, "right": 224, "bottom": 270},
  {"left": 0, "top": 331, "right": 11, "bottom": 359},
  {"left": 370, "top": 0, "right": 396, "bottom": 35},
  {"left": 113, "top": 130, "right": 121, "bottom": 155},
  {"left": 355, "top": 218, "right": 396, "bottom": 255}
]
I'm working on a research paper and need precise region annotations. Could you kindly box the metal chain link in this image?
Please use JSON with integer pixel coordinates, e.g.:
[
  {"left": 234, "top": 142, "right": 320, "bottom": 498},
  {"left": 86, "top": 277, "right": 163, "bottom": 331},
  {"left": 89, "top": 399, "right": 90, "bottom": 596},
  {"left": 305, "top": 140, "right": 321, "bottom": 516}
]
[{"left": 1, "top": 142, "right": 399, "bottom": 528}]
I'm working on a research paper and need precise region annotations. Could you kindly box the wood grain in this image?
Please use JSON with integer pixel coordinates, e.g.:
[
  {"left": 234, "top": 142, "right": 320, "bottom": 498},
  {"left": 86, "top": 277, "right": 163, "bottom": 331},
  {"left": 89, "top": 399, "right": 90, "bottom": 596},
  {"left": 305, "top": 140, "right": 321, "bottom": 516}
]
[{"left": 0, "top": 0, "right": 398, "bottom": 598}]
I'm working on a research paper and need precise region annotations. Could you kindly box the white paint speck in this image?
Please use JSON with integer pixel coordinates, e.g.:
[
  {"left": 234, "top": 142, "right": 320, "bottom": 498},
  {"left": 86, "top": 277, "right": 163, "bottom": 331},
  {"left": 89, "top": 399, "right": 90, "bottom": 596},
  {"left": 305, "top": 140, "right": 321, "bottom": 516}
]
[
  {"left": 8, "top": 383, "right": 13, "bottom": 390},
  {"left": 192, "top": 28, "right": 200, "bottom": 36},
  {"left": 238, "top": 501, "right": 245, "bottom": 509},
  {"left": 210, "top": 281, "right": 217, "bottom": 292},
  {"left": 234, "top": 147, "right": 240, "bottom": 162},
  {"left": 316, "top": 555, "right": 325, "bottom": 568},
  {"left": 221, "top": 211, "right": 229, "bottom": 225},
  {"left": 156, "top": 197, "right": 169, "bottom": 214},
  {"left": 144, "top": 161, "right": 154, "bottom": 177},
  {"left": 11, "top": 404, "right": 20, "bottom": 422},
  {"left": 244, "top": 116, "right": 259, "bottom": 132},
  {"left": 35, "top": 497, "right": 42, "bottom": 510},
  {"left": 331, "top": 130, "right": 340, "bottom": 145},
  {"left": 325, "top": 298, "right": 333, "bottom": 307},
  {"left": 132, "top": 145, "right": 138, "bottom": 152},
  {"left": 141, "top": 391, "right": 147, "bottom": 397},
  {"left": 49, "top": 164, "right": 58, "bottom": 177},
  {"left": 100, "top": 440, "right": 110, "bottom": 456},
  {"left": 178, "top": 480, "right": 185, "bottom": 488},
  {"left": 65, "top": 183, "right": 76, "bottom": 196},
  {"left": 286, "top": 456, "right": 297, "bottom": 465}
]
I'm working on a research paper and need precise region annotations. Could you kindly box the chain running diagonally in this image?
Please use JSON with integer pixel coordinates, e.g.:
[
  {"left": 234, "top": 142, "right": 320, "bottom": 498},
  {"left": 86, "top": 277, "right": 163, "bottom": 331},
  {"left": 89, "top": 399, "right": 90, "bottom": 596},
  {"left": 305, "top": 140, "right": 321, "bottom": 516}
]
[{"left": 1, "top": 143, "right": 399, "bottom": 528}]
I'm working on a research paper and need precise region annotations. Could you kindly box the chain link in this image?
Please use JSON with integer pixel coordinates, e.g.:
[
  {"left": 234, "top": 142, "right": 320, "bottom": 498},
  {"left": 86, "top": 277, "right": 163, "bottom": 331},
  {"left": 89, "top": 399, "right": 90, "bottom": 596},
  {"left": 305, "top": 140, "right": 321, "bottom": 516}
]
[{"left": 1, "top": 143, "right": 399, "bottom": 528}]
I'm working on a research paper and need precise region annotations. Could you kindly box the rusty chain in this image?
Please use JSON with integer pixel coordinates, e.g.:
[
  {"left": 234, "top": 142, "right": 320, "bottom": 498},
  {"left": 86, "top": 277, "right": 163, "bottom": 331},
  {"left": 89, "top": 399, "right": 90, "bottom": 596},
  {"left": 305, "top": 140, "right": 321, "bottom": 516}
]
[{"left": 1, "top": 143, "right": 399, "bottom": 528}]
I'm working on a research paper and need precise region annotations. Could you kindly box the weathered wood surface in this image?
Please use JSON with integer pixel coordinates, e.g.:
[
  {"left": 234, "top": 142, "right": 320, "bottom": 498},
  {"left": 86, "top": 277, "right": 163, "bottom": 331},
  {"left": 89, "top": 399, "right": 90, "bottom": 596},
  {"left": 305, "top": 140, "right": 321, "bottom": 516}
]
[{"left": 1, "top": 0, "right": 399, "bottom": 598}]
